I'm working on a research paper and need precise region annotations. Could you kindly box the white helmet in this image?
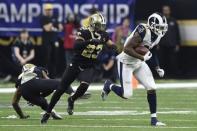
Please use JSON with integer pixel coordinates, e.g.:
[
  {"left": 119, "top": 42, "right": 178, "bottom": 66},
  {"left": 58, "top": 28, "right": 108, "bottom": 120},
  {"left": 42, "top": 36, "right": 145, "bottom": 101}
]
[
  {"left": 147, "top": 13, "right": 168, "bottom": 37},
  {"left": 89, "top": 13, "right": 106, "bottom": 31}
]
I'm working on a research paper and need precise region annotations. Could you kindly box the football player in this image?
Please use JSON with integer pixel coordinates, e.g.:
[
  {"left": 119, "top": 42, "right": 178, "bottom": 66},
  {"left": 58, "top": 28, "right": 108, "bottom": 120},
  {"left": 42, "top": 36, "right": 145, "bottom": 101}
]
[
  {"left": 101, "top": 13, "right": 168, "bottom": 126},
  {"left": 41, "top": 13, "right": 114, "bottom": 124},
  {"left": 12, "top": 64, "right": 62, "bottom": 119},
  {"left": 12, "top": 64, "right": 89, "bottom": 119}
]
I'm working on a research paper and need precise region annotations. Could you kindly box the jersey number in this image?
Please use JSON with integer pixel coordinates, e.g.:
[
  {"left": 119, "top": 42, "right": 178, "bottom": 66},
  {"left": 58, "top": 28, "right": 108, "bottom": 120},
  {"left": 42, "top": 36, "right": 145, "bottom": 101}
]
[{"left": 81, "top": 44, "right": 103, "bottom": 59}]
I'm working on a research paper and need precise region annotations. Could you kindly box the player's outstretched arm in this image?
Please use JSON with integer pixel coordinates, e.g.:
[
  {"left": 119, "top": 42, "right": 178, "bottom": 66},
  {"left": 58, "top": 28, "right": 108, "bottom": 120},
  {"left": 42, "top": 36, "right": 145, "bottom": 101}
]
[
  {"left": 106, "top": 40, "right": 117, "bottom": 51},
  {"left": 123, "top": 32, "right": 144, "bottom": 61},
  {"left": 149, "top": 47, "right": 165, "bottom": 77},
  {"left": 12, "top": 88, "right": 29, "bottom": 119}
]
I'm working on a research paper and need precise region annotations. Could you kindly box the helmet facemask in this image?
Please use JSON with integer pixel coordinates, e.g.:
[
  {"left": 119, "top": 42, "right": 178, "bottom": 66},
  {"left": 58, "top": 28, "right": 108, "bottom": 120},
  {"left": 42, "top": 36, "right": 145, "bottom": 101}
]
[
  {"left": 93, "top": 22, "right": 106, "bottom": 31},
  {"left": 89, "top": 13, "right": 106, "bottom": 32}
]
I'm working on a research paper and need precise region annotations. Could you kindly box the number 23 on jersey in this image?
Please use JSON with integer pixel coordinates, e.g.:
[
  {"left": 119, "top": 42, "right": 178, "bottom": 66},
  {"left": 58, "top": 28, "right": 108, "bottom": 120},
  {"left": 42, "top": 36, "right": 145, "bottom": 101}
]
[{"left": 81, "top": 44, "right": 103, "bottom": 59}]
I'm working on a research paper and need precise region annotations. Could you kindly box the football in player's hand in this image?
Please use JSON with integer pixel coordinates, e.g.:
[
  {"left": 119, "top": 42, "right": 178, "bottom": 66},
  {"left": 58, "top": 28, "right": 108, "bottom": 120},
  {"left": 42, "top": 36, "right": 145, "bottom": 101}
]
[{"left": 135, "top": 46, "right": 149, "bottom": 55}]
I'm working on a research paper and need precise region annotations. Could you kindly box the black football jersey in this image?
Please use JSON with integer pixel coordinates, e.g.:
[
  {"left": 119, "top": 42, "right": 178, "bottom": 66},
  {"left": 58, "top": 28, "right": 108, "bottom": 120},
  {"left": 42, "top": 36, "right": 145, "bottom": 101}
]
[{"left": 72, "top": 27, "right": 110, "bottom": 68}]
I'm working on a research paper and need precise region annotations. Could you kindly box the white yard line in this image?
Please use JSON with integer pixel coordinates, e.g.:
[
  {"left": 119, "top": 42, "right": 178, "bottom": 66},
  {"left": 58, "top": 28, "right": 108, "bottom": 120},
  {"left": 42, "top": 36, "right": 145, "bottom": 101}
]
[
  {"left": 1, "top": 117, "right": 197, "bottom": 122},
  {"left": 0, "top": 82, "right": 197, "bottom": 93},
  {"left": 0, "top": 125, "right": 197, "bottom": 129},
  {"left": 38, "top": 110, "right": 197, "bottom": 116}
]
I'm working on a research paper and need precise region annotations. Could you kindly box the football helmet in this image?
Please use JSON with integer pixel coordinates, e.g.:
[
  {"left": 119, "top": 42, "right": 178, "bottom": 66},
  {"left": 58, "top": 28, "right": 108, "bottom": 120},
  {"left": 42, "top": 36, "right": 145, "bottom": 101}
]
[
  {"left": 22, "top": 64, "right": 36, "bottom": 72},
  {"left": 89, "top": 13, "right": 106, "bottom": 31},
  {"left": 147, "top": 13, "right": 168, "bottom": 37}
]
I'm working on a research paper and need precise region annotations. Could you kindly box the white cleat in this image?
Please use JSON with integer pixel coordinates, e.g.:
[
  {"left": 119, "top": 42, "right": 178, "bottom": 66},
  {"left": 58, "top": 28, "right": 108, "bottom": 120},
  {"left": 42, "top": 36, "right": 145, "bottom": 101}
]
[
  {"left": 51, "top": 109, "right": 62, "bottom": 120},
  {"left": 154, "top": 121, "right": 166, "bottom": 126},
  {"left": 151, "top": 117, "right": 166, "bottom": 126}
]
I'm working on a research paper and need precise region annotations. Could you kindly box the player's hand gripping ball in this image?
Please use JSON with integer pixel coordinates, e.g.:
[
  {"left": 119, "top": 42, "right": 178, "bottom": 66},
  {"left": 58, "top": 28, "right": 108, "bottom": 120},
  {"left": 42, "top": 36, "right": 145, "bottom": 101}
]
[{"left": 135, "top": 46, "right": 149, "bottom": 55}]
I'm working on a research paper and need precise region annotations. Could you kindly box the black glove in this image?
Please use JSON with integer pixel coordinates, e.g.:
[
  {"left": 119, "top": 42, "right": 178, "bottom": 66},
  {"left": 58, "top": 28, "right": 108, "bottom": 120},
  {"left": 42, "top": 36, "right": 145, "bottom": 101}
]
[{"left": 90, "top": 39, "right": 103, "bottom": 45}]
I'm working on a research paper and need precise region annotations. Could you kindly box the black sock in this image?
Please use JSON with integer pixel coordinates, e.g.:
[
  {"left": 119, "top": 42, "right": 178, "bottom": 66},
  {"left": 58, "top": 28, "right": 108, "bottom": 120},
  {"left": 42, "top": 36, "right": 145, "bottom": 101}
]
[
  {"left": 111, "top": 85, "right": 125, "bottom": 98},
  {"left": 71, "top": 83, "right": 89, "bottom": 101},
  {"left": 147, "top": 90, "right": 157, "bottom": 115},
  {"left": 40, "top": 99, "right": 49, "bottom": 111},
  {"left": 46, "top": 88, "right": 65, "bottom": 113}
]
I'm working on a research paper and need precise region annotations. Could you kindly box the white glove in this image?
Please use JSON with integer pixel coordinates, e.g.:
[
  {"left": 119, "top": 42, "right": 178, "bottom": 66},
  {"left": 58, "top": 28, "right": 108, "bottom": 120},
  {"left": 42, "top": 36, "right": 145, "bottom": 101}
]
[
  {"left": 156, "top": 68, "right": 165, "bottom": 77},
  {"left": 143, "top": 51, "right": 152, "bottom": 61},
  {"left": 54, "top": 41, "right": 59, "bottom": 48}
]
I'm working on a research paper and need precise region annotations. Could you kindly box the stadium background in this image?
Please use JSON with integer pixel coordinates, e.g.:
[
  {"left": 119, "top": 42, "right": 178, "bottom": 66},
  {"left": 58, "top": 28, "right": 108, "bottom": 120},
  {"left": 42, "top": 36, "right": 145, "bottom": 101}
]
[
  {"left": 0, "top": 0, "right": 197, "bottom": 78},
  {"left": 0, "top": 0, "right": 197, "bottom": 130}
]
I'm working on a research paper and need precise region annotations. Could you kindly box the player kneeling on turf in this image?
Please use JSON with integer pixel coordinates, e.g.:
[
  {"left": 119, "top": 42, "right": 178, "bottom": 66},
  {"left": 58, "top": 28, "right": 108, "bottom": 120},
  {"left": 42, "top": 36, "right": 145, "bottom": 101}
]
[{"left": 101, "top": 13, "right": 168, "bottom": 126}]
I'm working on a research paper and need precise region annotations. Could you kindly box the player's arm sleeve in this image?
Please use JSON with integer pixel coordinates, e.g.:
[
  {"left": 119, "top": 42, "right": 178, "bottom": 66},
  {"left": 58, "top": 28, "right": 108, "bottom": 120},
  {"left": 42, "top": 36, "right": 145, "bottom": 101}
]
[
  {"left": 12, "top": 88, "right": 25, "bottom": 118},
  {"left": 148, "top": 46, "right": 160, "bottom": 68},
  {"left": 74, "top": 29, "right": 91, "bottom": 50},
  {"left": 74, "top": 40, "right": 92, "bottom": 50},
  {"left": 135, "top": 24, "right": 146, "bottom": 43}
]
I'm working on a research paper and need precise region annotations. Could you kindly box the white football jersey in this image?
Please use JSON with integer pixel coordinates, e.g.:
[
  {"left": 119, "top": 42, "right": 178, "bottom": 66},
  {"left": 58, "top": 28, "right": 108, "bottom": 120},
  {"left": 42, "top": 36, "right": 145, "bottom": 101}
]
[{"left": 117, "top": 23, "right": 162, "bottom": 65}]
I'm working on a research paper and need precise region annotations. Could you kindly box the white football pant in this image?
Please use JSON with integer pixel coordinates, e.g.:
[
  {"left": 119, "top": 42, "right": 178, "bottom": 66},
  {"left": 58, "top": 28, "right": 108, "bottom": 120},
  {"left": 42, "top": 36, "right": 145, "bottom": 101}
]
[{"left": 117, "top": 60, "right": 157, "bottom": 99}]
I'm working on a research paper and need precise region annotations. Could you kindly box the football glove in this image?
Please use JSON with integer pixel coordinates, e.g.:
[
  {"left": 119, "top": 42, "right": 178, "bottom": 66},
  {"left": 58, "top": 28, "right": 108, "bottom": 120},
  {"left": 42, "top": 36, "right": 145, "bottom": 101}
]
[
  {"left": 90, "top": 39, "right": 103, "bottom": 45},
  {"left": 156, "top": 68, "right": 165, "bottom": 77}
]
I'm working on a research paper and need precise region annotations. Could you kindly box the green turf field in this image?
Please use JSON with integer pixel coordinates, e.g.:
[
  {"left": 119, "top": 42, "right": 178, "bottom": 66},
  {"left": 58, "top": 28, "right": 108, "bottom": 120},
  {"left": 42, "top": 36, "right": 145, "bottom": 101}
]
[{"left": 0, "top": 84, "right": 197, "bottom": 131}]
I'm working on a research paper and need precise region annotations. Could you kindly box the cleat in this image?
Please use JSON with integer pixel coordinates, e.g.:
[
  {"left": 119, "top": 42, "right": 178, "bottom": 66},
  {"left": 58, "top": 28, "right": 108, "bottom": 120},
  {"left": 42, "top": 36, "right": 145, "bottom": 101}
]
[
  {"left": 51, "top": 110, "right": 62, "bottom": 120},
  {"left": 151, "top": 117, "right": 166, "bottom": 126},
  {"left": 67, "top": 97, "right": 74, "bottom": 115},
  {"left": 41, "top": 112, "right": 50, "bottom": 124},
  {"left": 101, "top": 80, "right": 112, "bottom": 101},
  {"left": 79, "top": 91, "right": 91, "bottom": 99}
]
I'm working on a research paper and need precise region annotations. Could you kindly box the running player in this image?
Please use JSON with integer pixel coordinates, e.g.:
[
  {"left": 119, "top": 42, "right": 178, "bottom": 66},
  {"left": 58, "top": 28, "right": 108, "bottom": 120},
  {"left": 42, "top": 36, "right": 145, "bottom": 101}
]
[
  {"left": 101, "top": 13, "right": 168, "bottom": 126},
  {"left": 41, "top": 13, "right": 114, "bottom": 124}
]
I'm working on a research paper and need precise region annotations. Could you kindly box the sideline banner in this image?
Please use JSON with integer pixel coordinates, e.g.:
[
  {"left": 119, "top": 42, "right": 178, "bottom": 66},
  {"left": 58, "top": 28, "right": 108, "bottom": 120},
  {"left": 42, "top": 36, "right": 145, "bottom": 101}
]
[{"left": 0, "top": 0, "right": 136, "bottom": 36}]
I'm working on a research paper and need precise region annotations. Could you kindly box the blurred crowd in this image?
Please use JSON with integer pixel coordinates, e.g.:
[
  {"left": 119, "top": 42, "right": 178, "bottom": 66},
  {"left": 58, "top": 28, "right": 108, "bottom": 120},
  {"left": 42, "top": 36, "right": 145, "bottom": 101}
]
[{"left": 0, "top": 4, "right": 181, "bottom": 82}]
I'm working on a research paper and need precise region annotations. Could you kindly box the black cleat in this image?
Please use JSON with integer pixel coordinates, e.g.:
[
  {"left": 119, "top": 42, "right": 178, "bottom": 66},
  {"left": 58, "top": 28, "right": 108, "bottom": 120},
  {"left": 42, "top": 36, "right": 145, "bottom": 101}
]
[
  {"left": 101, "top": 80, "right": 112, "bottom": 101},
  {"left": 41, "top": 112, "right": 50, "bottom": 124},
  {"left": 151, "top": 117, "right": 166, "bottom": 126},
  {"left": 67, "top": 97, "right": 74, "bottom": 115}
]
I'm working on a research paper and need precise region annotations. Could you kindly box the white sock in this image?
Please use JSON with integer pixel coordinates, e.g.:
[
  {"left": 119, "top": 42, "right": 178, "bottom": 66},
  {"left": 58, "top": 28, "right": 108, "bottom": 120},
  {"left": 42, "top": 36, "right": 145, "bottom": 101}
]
[
  {"left": 151, "top": 113, "right": 157, "bottom": 118},
  {"left": 109, "top": 84, "right": 114, "bottom": 90}
]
